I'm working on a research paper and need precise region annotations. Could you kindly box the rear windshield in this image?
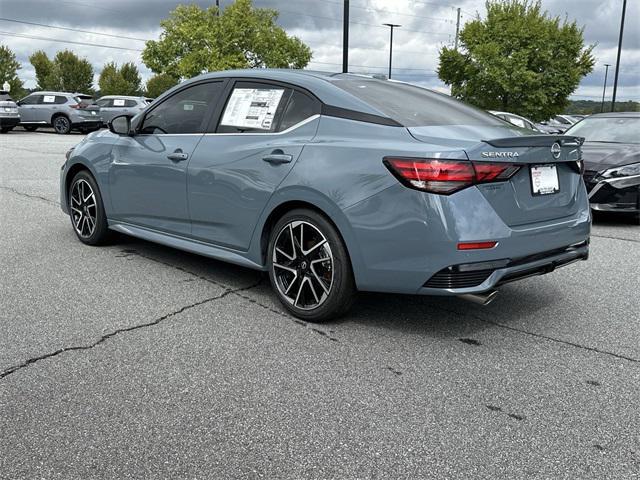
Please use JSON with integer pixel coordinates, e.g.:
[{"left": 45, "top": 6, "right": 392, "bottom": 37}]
[
  {"left": 74, "top": 96, "right": 95, "bottom": 106},
  {"left": 566, "top": 117, "right": 640, "bottom": 144},
  {"left": 332, "top": 77, "right": 505, "bottom": 127}
]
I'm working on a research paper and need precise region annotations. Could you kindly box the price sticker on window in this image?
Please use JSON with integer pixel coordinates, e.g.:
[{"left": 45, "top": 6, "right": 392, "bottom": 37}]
[{"left": 220, "top": 88, "right": 285, "bottom": 130}]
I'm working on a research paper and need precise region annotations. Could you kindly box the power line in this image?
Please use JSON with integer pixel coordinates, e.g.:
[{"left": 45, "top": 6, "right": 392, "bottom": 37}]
[
  {"left": 0, "top": 18, "right": 149, "bottom": 42},
  {"left": 0, "top": 30, "right": 143, "bottom": 52}
]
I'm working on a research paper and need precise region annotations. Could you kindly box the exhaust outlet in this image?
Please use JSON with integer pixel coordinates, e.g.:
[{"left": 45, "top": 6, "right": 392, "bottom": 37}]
[{"left": 459, "top": 290, "right": 498, "bottom": 306}]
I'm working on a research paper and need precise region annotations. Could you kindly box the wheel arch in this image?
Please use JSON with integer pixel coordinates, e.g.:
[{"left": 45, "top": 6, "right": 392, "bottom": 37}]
[
  {"left": 253, "top": 190, "right": 364, "bottom": 282},
  {"left": 51, "top": 111, "right": 70, "bottom": 125},
  {"left": 63, "top": 161, "right": 98, "bottom": 211}
]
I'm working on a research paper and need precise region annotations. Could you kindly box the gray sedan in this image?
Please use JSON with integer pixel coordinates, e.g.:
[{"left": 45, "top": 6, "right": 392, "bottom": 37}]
[
  {"left": 95, "top": 96, "right": 148, "bottom": 125},
  {"left": 60, "top": 70, "right": 590, "bottom": 321}
]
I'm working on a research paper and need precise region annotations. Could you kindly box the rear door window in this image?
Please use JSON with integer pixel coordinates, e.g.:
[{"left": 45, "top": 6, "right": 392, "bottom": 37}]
[
  {"left": 217, "top": 82, "right": 289, "bottom": 133},
  {"left": 41, "top": 95, "right": 56, "bottom": 104},
  {"left": 140, "top": 81, "right": 223, "bottom": 134},
  {"left": 332, "top": 77, "right": 505, "bottom": 127},
  {"left": 124, "top": 99, "right": 138, "bottom": 107},
  {"left": 279, "top": 90, "right": 320, "bottom": 131},
  {"left": 54, "top": 96, "right": 68, "bottom": 104},
  {"left": 20, "top": 95, "right": 41, "bottom": 105},
  {"left": 112, "top": 98, "right": 126, "bottom": 107}
]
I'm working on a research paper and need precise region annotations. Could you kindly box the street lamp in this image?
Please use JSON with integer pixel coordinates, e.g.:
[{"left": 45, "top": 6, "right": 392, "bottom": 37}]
[
  {"left": 382, "top": 23, "right": 401, "bottom": 79},
  {"left": 601, "top": 64, "right": 611, "bottom": 113}
]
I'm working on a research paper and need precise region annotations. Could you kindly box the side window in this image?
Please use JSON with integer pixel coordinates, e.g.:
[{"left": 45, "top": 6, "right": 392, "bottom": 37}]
[
  {"left": 140, "top": 81, "right": 222, "bottom": 134},
  {"left": 96, "top": 98, "right": 111, "bottom": 107},
  {"left": 112, "top": 98, "right": 127, "bottom": 107},
  {"left": 124, "top": 99, "right": 138, "bottom": 107},
  {"left": 217, "top": 82, "right": 289, "bottom": 133},
  {"left": 279, "top": 90, "right": 320, "bottom": 131},
  {"left": 20, "top": 95, "right": 41, "bottom": 105},
  {"left": 42, "top": 95, "right": 56, "bottom": 104},
  {"left": 508, "top": 116, "right": 526, "bottom": 128},
  {"left": 54, "top": 96, "right": 68, "bottom": 104}
]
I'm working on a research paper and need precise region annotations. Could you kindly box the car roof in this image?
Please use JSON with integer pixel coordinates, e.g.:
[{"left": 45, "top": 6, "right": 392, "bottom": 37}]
[
  {"left": 586, "top": 111, "right": 640, "bottom": 118},
  {"left": 98, "top": 95, "right": 144, "bottom": 99},
  {"left": 29, "top": 91, "right": 91, "bottom": 97},
  {"left": 161, "top": 69, "right": 395, "bottom": 117}
]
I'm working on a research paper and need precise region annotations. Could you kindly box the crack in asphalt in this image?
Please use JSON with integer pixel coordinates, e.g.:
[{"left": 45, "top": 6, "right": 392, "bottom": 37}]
[
  {"left": 119, "top": 248, "right": 340, "bottom": 342},
  {"left": 0, "top": 185, "right": 60, "bottom": 206},
  {"left": 0, "top": 280, "right": 263, "bottom": 381},
  {"left": 431, "top": 304, "right": 640, "bottom": 364}
]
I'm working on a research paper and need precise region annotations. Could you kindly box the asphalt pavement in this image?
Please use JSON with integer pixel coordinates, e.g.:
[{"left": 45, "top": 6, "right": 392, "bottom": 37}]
[{"left": 1, "top": 128, "right": 639, "bottom": 479}]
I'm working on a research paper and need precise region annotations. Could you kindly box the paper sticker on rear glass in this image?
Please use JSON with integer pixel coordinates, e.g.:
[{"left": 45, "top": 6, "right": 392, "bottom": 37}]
[{"left": 220, "top": 88, "right": 285, "bottom": 130}]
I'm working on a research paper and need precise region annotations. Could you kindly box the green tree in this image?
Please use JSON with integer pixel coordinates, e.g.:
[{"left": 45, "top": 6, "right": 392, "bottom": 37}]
[
  {"left": 438, "top": 0, "right": 595, "bottom": 121},
  {"left": 29, "top": 50, "right": 56, "bottom": 90},
  {"left": 0, "top": 44, "right": 26, "bottom": 98},
  {"left": 29, "top": 50, "right": 94, "bottom": 93},
  {"left": 98, "top": 61, "right": 142, "bottom": 95},
  {"left": 142, "top": 0, "right": 312, "bottom": 79},
  {"left": 145, "top": 73, "right": 179, "bottom": 98}
]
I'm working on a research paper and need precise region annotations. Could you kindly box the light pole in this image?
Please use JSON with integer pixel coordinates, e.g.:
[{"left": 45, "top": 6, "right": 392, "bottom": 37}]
[
  {"left": 382, "top": 23, "right": 401, "bottom": 79},
  {"left": 343, "top": 0, "right": 349, "bottom": 73},
  {"left": 601, "top": 64, "right": 611, "bottom": 113},
  {"left": 611, "top": 0, "right": 627, "bottom": 111}
]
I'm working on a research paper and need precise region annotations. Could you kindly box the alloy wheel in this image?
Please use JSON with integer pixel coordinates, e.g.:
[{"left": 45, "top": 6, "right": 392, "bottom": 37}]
[
  {"left": 272, "top": 220, "right": 334, "bottom": 310},
  {"left": 70, "top": 179, "right": 97, "bottom": 238},
  {"left": 54, "top": 116, "right": 70, "bottom": 134}
]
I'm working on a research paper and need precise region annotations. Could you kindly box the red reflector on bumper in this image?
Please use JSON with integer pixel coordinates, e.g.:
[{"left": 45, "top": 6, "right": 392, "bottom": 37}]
[{"left": 457, "top": 241, "right": 498, "bottom": 250}]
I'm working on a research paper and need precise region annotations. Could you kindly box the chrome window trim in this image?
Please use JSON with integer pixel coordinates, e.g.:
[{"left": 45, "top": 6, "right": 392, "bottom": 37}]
[{"left": 134, "top": 114, "right": 320, "bottom": 137}]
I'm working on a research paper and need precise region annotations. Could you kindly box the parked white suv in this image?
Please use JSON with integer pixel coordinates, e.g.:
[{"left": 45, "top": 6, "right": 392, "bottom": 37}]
[{"left": 17, "top": 92, "right": 102, "bottom": 134}]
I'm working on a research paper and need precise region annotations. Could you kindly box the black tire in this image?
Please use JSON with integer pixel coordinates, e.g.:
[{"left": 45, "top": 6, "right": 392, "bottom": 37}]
[
  {"left": 268, "top": 208, "right": 355, "bottom": 322},
  {"left": 68, "top": 170, "right": 114, "bottom": 246},
  {"left": 23, "top": 125, "right": 38, "bottom": 132},
  {"left": 53, "top": 115, "right": 71, "bottom": 134}
]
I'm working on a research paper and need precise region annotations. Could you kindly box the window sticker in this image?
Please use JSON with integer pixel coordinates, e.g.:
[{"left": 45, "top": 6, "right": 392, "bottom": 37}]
[
  {"left": 183, "top": 103, "right": 194, "bottom": 111},
  {"left": 113, "top": 99, "right": 125, "bottom": 107},
  {"left": 220, "top": 88, "right": 285, "bottom": 130},
  {"left": 43, "top": 95, "right": 55, "bottom": 103}
]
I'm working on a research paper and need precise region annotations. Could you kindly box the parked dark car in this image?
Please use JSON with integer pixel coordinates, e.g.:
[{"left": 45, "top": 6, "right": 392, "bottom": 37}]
[{"left": 565, "top": 112, "right": 639, "bottom": 222}]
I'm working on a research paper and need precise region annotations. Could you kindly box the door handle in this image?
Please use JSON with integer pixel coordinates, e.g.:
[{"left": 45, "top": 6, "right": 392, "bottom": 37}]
[
  {"left": 262, "top": 150, "right": 293, "bottom": 164},
  {"left": 167, "top": 149, "right": 189, "bottom": 162}
]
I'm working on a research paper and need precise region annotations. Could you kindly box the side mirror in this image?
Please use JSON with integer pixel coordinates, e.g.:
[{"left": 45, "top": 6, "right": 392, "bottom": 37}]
[{"left": 109, "top": 115, "right": 132, "bottom": 135}]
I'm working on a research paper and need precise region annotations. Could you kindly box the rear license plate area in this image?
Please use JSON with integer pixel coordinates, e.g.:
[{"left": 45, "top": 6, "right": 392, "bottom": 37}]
[{"left": 530, "top": 164, "right": 559, "bottom": 195}]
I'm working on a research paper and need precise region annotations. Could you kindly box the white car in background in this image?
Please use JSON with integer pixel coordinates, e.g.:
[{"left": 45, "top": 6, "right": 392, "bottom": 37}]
[{"left": 95, "top": 95, "right": 149, "bottom": 125}]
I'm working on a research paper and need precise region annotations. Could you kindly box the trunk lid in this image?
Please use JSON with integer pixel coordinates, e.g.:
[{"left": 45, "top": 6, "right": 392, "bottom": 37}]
[{"left": 408, "top": 125, "right": 585, "bottom": 226}]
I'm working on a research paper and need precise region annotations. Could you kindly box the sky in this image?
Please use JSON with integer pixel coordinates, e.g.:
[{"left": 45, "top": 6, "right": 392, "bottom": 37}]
[{"left": 0, "top": 0, "right": 638, "bottom": 101}]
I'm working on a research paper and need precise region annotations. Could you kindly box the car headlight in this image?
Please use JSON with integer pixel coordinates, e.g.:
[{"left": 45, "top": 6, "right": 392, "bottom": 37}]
[{"left": 601, "top": 162, "right": 640, "bottom": 178}]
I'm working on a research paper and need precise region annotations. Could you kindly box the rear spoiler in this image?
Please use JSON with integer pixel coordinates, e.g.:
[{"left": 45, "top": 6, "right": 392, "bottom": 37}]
[{"left": 482, "top": 135, "right": 584, "bottom": 148}]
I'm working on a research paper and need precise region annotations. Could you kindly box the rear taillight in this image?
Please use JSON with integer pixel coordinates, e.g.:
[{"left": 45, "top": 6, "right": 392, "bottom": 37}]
[{"left": 383, "top": 157, "right": 521, "bottom": 194}]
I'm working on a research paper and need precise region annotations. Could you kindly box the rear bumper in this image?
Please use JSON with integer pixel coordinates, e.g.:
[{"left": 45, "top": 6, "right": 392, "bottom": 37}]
[
  {"left": 344, "top": 183, "right": 591, "bottom": 295},
  {"left": 0, "top": 116, "right": 20, "bottom": 128},
  {"left": 418, "top": 241, "right": 588, "bottom": 295}
]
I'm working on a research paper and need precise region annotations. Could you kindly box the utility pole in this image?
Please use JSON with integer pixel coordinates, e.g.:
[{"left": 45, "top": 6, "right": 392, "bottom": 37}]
[
  {"left": 454, "top": 7, "right": 461, "bottom": 50},
  {"left": 215, "top": 0, "right": 220, "bottom": 16},
  {"left": 601, "top": 64, "right": 611, "bottom": 113},
  {"left": 383, "top": 23, "right": 401, "bottom": 79},
  {"left": 342, "top": 0, "right": 349, "bottom": 73},
  {"left": 611, "top": 0, "right": 626, "bottom": 111}
]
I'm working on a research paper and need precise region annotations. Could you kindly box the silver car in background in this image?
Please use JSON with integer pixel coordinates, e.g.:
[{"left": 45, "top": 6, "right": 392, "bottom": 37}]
[
  {"left": 95, "top": 95, "right": 149, "bottom": 125},
  {"left": 0, "top": 90, "right": 20, "bottom": 133},
  {"left": 17, "top": 92, "right": 102, "bottom": 134}
]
